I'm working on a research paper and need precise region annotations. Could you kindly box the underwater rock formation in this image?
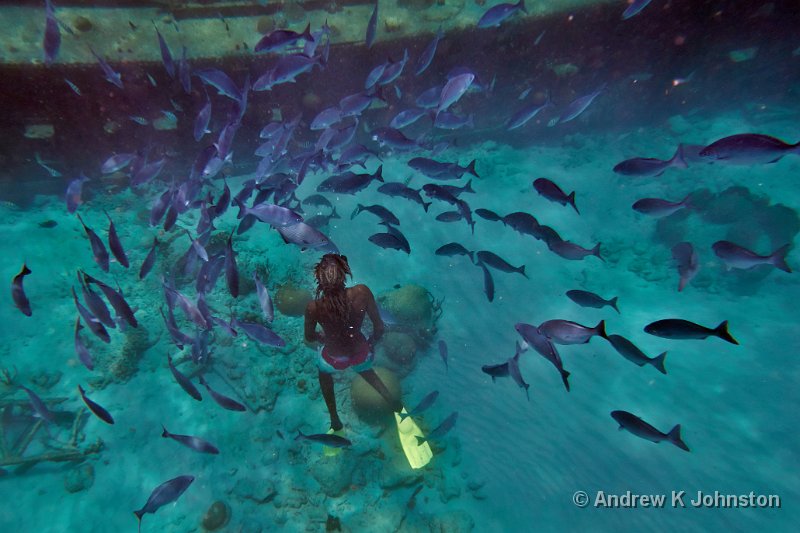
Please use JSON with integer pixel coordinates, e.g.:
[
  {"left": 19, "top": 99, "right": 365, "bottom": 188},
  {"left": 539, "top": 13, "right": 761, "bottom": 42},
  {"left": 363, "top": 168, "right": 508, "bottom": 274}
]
[
  {"left": 377, "top": 331, "right": 417, "bottom": 377},
  {"left": 350, "top": 367, "right": 401, "bottom": 425},
  {"left": 377, "top": 284, "right": 437, "bottom": 335},
  {"left": 201, "top": 500, "right": 231, "bottom": 531},
  {"left": 64, "top": 463, "right": 94, "bottom": 493},
  {"left": 309, "top": 453, "right": 358, "bottom": 497},
  {"left": 275, "top": 283, "right": 313, "bottom": 316}
]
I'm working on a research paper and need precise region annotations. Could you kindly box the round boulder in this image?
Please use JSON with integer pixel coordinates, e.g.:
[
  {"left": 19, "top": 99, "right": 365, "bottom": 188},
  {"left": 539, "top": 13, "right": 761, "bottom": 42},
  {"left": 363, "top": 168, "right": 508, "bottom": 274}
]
[
  {"left": 275, "top": 284, "right": 313, "bottom": 317},
  {"left": 350, "top": 367, "right": 401, "bottom": 426},
  {"left": 377, "top": 285, "right": 433, "bottom": 328}
]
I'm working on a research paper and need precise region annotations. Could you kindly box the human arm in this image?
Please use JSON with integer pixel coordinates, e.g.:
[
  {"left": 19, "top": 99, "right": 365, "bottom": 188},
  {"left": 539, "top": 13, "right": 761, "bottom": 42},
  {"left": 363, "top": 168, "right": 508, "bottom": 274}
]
[
  {"left": 304, "top": 302, "right": 324, "bottom": 345},
  {"left": 363, "top": 286, "right": 385, "bottom": 348}
]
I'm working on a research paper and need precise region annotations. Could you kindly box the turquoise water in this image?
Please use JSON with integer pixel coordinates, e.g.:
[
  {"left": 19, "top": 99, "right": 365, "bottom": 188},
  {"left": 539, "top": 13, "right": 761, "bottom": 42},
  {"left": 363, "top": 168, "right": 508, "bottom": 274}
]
[{"left": 1, "top": 1, "right": 799, "bottom": 532}]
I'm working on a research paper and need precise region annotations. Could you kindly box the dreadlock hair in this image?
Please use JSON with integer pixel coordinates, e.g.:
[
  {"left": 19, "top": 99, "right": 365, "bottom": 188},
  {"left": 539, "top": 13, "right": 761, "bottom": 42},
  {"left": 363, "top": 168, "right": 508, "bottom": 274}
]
[{"left": 314, "top": 254, "right": 352, "bottom": 324}]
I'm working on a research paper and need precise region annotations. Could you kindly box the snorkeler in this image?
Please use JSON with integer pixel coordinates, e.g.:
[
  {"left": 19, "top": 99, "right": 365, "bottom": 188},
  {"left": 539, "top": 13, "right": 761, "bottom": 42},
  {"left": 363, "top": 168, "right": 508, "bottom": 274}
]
[{"left": 304, "top": 253, "right": 432, "bottom": 468}]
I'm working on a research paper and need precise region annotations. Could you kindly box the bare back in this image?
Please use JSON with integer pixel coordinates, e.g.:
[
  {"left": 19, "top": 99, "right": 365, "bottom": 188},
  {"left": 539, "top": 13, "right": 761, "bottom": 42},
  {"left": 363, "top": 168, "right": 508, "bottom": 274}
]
[{"left": 305, "top": 284, "right": 385, "bottom": 355}]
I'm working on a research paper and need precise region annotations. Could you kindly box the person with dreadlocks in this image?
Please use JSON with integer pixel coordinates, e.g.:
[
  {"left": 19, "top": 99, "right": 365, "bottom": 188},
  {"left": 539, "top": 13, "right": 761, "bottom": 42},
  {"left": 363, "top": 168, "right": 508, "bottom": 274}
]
[{"left": 304, "top": 254, "right": 432, "bottom": 468}]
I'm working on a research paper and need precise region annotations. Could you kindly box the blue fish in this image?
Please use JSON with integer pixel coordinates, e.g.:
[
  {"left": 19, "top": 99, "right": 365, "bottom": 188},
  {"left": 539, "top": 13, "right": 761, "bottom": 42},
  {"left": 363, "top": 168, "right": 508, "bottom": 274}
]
[
  {"left": 477, "top": 0, "right": 527, "bottom": 28},
  {"left": 179, "top": 46, "right": 192, "bottom": 94},
  {"left": 557, "top": 84, "right": 606, "bottom": 124},
  {"left": 390, "top": 108, "right": 428, "bottom": 129},
  {"left": 78, "top": 385, "right": 115, "bottom": 425},
  {"left": 65, "top": 174, "right": 89, "bottom": 214},
  {"left": 366, "top": 0, "right": 378, "bottom": 48},
  {"left": 134, "top": 475, "right": 195, "bottom": 533},
  {"left": 64, "top": 78, "right": 81, "bottom": 96},
  {"left": 415, "top": 26, "right": 443, "bottom": 76},
  {"left": 73, "top": 318, "right": 94, "bottom": 370},
  {"left": 43, "top": 0, "right": 60, "bottom": 65},
  {"left": 194, "top": 69, "right": 240, "bottom": 101},
  {"left": 89, "top": 46, "right": 123, "bottom": 88},
  {"left": 12, "top": 264, "right": 33, "bottom": 317},
  {"left": 254, "top": 23, "right": 313, "bottom": 54},
  {"left": 611, "top": 410, "right": 689, "bottom": 451},
  {"left": 167, "top": 354, "right": 202, "bottom": 401},
  {"left": 437, "top": 73, "right": 474, "bottom": 117},
  {"left": 698, "top": 134, "right": 800, "bottom": 165},
  {"left": 507, "top": 92, "right": 552, "bottom": 129},
  {"left": 154, "top": 26, "right": 175, "bottom": 78},
  {"left": 21, "top": 385, "right": 55, "bottom": 424},
  {"left": 622, "top": 0, "right": 654, "bottom": 20}
]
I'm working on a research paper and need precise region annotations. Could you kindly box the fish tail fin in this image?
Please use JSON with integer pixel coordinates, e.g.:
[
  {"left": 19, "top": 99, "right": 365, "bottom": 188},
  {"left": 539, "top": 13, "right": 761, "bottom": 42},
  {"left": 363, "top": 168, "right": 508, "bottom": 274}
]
[
  {"left": 561, "top": 370, "right": 571, "bottom": 392},
  {"left": 464, "top": 179, "right": 475, "bottom": 194},
  {"left": 21, "top": 264, "right": 32, "bottom": 276},
  {"left": 302, "top": 22, "right": 313, "bottom": 41},
  {"left": 518, "top": 264, "right": 528, "bottom": 278},
  {"left": 610, "top": 296, "right": 620, "bottom": 314},
  {"left": 373, "top": 165, "right": 384, "bottom": 182},
  {"left": 667, "top": 424, "right": 690, "bottom": 452},
  {"left": 466, "top": 159, "right": 480, "bottom": 178},
  {"left": 161, "top": 425, "right": 169, "bottom": 438},
  {"left": 233, "top": 197, "right": 245, "bottom": 219},
  {"left": 524, "top": 384, "right": 530, "bottom": 402},
  {"left": 518, "top": 0, "right": 528, "bottom": 14},
  {"left": 468, "top": 251, "right": 475, "bottom": 264},
  {"left": 595, "top": 320, "right": 608, "bottom": 339},
  {"left": 770, "top": 244, "right": 792, "bottom": 273},
  {"left": 351, "top": 204, "right": 363, "bottom": 220},
  {"left": 672, "top": 144, "right": 688, "bottom": 169},
  {"left": 331, "top": 206, "right": 340, "bottom": 220},
  {"left": 294, "top": 431, "right": 304, "bottom": 441},
  {"left": 567, "top": 191, "right": 580, "bottom": 214},
  {"left": 422, "top": 200, "right": 432, "bottom": 213},
  {"left": 714, "top": 320, "right": 739, "bottom": 345},
  {"left": 134, "top": 510, "right": 144, "bottom": 533},
  {"left": 651, "top": 352, "right": 668, "bottom": 375},
  {"left": 592, "top": 243, "right": 604, "bottom": 262}
]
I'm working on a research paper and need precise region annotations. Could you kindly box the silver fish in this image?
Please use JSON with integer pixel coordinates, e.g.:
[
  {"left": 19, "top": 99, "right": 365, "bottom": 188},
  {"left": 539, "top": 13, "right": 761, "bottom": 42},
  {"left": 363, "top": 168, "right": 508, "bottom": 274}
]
[
  {"left": 539, "top": 319, "right": 607, "bottom": 345},
  {"left": 611, "top": 410, "right": 688, "bottom": 451},
  {"left": 566, "top": 290, "right": 619, "bottom": 313},
  {"left": 698, "top": 134, "right": 799, "bottom": 165},
  {"left": 632, "top": 194, "right": 691, "bottom": 217},
  {"left": 607, "top": 335, "right": 666, "bottom": 374},
  {"left": 712, "top": 241, "right": 792, "bottom": 272},
  {"left": 162, "top": 425, "right": 219, "bottom": 454},
  {"left": 134, "top": 475, "right": 195, "bottom": 533},
  {"left": 199, "top": 376, "right": 247, "bottom": 411}
]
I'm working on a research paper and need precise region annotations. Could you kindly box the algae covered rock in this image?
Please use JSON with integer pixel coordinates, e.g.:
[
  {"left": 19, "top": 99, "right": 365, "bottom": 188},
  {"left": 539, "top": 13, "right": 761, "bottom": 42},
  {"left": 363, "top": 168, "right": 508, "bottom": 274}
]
[
  {"left": 64, "top": 463, "right": 94, "bottom": 493},
  {"left": 201, "top": 500, "right": 231, "bottom": 531},
  {"left": 378, "top": 331, "right": 418, "bottom": 377},
  {"left": 380, "top": 331, "right": 416, "bottom": 366},
  {"left": 309, "top": 453, "right": 358, "bottom": 497},
  {"left": 377, "top": 285, "right": 434, "bottom": 329},
  {"left": 275, "top": 284, "right": 313, "bottom": 317},
  {"left": 350, "top": 367, "right": 401, "bottom": 425}
]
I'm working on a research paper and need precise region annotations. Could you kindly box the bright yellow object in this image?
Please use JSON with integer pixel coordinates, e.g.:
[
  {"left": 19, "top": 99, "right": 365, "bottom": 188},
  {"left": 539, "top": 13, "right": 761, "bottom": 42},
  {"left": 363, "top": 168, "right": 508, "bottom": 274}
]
[
  {"left": 323, "top": 428, "right": 344, "bottom": 457},
  {"left": 395, "top": 408, "right": 432, "bottom": 469}
]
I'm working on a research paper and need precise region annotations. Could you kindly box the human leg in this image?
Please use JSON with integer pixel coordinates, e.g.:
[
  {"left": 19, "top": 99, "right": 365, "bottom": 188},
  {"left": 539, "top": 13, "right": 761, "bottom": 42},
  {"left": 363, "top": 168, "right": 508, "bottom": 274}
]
[
  {"left": 318, "top": 370, "right": 343, "bottom": 430},
  {"left": 357, "top": 369, "right": 403, "bottom": 413}
]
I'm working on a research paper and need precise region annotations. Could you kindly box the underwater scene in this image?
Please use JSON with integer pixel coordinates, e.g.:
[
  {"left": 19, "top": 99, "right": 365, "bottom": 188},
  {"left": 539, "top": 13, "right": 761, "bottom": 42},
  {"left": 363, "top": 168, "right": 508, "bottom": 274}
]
[{"left": 1, "top": 0, "right": 798, "bottom": 531}]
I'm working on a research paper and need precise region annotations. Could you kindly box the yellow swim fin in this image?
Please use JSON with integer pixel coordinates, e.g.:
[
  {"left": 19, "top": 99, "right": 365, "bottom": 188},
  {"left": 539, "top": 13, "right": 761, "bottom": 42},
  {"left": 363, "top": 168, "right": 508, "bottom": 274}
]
[
  {"left": 323, "top": 428, "right": 344, "bottom": 457},
  {"left": 395, "top": 408, "right": 432, "bottom": 469}
]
